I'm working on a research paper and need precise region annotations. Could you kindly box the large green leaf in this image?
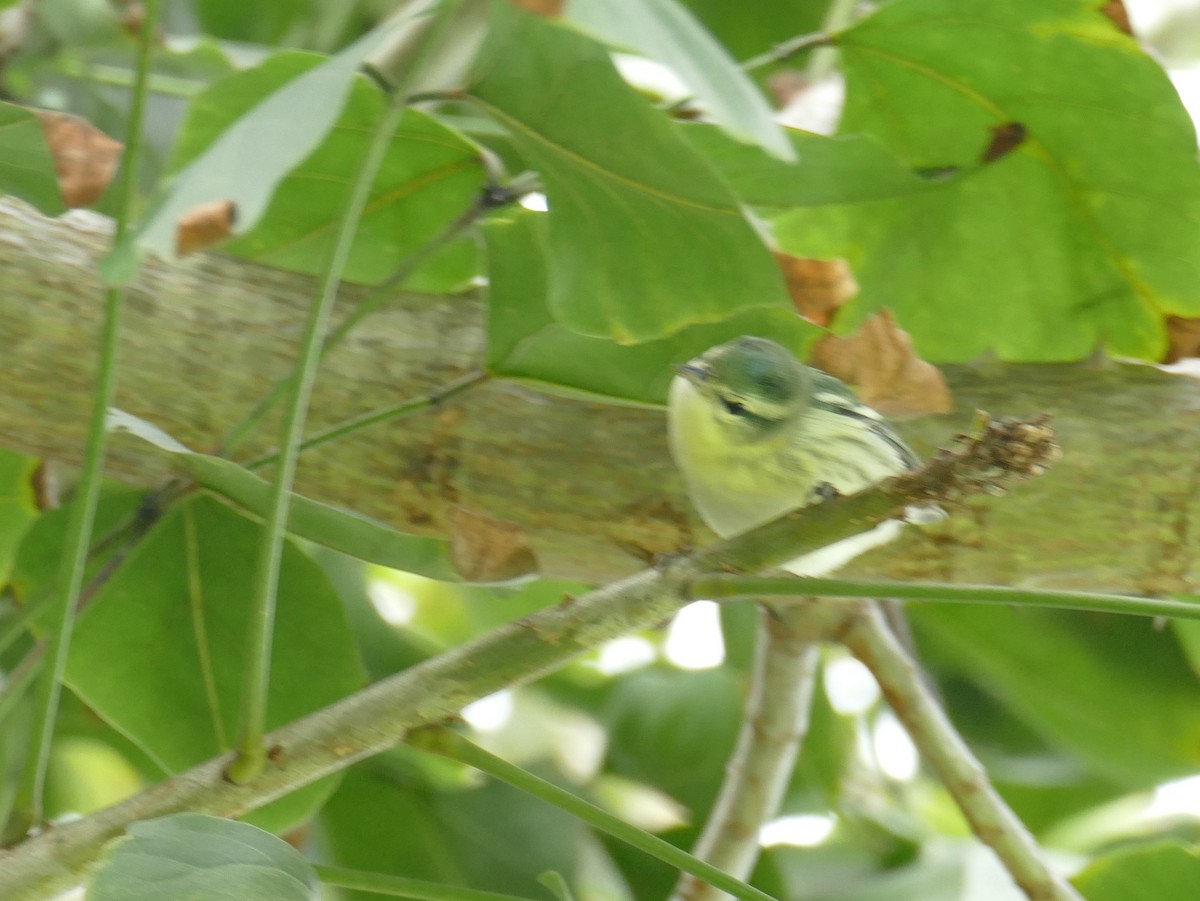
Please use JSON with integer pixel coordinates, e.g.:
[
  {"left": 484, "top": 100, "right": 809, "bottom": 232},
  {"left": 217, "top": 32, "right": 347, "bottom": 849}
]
[
  {"left": 484, "top": 210, "right": 817, "bottom": 404},
  {"left": 320, "top": 761, "right": 589, "bottom": 900},
  {"left": 775, "top": 0, "right": 1200, "bottom": 362},
  {"left": 909, "top": 605, "right": 1200, "bottom": 787},
  {"left": 683, "top": 121, "right": 961, "bottom": 205},
  {"left": 104, "top": 20, "right": 401, "bottom": 282},
  {"left": 87, "top": 813, "right": 319, "bottom": 901},
  {"left": 1073, "top": 842, "right": 1200, "bottom": 901},
  {"left": 167, "top": 52, "right": 484, "bottom": 290},
  {"left": 565, "top": 0, "right": 793, "bottom": 160},
  {"left": 469, "top": 1, "right": 790, "bottom": 343},
  {"left": 0, "top": 103, "right": 64, "bottom": 215},
  {"left": 64, "top": 494, "right": 365, "bottom": 830}
]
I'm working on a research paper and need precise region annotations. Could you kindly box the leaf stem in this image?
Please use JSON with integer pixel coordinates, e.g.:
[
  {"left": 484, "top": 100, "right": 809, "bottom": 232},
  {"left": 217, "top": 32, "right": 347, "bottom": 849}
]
[
  {"left": 3, "top": 0, "right": 161, "bottom": 842},
  {"left": 227, "top": 94, "right": 411, "bottom": 784},
  {"left": 314, "top": 864, "right": 539, "bottom": 901},
  {"left": 410, "top": 728, "right": 780, "bottom": 901},
  {"left": 691, "top": 575, "right": 1200, "bottom": 622}
]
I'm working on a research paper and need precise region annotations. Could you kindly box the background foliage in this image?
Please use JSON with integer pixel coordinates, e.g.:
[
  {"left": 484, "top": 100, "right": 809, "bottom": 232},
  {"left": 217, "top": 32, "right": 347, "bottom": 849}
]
[{"left": 2, "top": 0, "right": 1200, "bottom": 899}]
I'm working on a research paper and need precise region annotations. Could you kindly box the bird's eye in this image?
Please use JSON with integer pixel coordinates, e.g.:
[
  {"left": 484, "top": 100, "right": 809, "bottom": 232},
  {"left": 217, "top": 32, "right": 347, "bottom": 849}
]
[{"left": 721, "top": 398, "right": 748, "bottom": 416}]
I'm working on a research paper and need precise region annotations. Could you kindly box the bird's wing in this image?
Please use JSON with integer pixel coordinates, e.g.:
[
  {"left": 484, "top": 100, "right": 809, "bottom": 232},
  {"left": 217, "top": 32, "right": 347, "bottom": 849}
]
[{"left": 808, "top": 371, "right": 921, "bottom": 470}]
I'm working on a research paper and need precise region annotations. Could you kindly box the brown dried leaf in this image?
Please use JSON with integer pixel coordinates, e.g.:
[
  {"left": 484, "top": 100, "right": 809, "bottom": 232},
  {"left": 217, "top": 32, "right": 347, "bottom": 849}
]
[
  {"left": 980, "top": 121, "right": 1027, "bottom": 164},
  {"left": 773, "top": 252, "right": 857, "bottom": 327},
  {"left": 1100, "top": 1, "right": 1133, "bottom": 35},
  {"left": 175, "top": 200, "right": 237, "bottom": 255},
  {"left": 35, "top": 111, "right": 123, "bottom": 208},
  {"left": 506, "top": 0, "right": 563, "bottom": 16},
  {"left": 810, "top": 310, "right": 953, "bottom": 417},
  {"left": 1164, "top": 316, "right": 1200, "bottom": 363},
  {"left": 450, "top": 506, "right": 538, "bottom": 583}
]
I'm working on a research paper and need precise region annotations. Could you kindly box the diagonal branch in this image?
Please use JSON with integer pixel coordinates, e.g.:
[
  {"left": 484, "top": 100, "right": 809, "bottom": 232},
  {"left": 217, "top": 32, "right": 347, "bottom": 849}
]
[{"left": 837, "top": 600, "right": 1085, "bottom": 901}]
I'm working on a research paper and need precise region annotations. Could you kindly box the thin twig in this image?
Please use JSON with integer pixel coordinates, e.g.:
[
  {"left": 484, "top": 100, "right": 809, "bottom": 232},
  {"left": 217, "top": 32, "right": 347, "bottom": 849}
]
[
  {"left": 838, "top": 600, "right": 1085, "bottom": 901},
  {"left": 670, "top": 605, "right": 822, "bottom": 901}
]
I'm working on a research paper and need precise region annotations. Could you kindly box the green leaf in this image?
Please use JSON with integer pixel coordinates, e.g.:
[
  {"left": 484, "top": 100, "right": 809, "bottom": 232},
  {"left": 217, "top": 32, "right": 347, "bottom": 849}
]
[
  {"left": 0, "top": 103, "right": 64, "bottom": 215},
  {"left": 104, "top": 21, "right": 400, "bottom": 283},
  {"left": 538, "top": 870, "right": 578, "bottom": 901},
  {"left": 320, "top": 763, "right": 587, "bottom": 900},
  {"left": 0, "top": 451, "right": 40, "bottom": 587},
  {"left": 683, "top": 121, "right": 960, "bottom": 205},
  {"left": 64, "top": 494, "right": 365, "bottom": 831},
  {"left": 87, "top": 813, "right": 320, "bottom": 901},
  {"left": 775, "top": 0, "right": 1200, "bottom": 362},
  {"left": 484, "top": 210, "right": 817, "bottom": 404},
  {"left": 564, "top": 0, "right": 793, "bottom": 160},
  {"left": 1073, "top": 842, "right": 1200, "bottom": 901},
  {"left": 106, "top": 409, "right": 488, "bottom": 583},
  {"left": 909, "top": 605, "right": 1200, "bottom": 786},
  {"left": 168, "top": 52, "right": 485, "bottom": 290},
  {"left": 469, "top": 1, "right": 789, "bottom": 343}
]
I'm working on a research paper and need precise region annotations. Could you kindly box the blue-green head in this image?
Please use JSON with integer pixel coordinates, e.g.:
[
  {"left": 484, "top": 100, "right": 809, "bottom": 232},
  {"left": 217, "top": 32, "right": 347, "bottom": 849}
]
[{"left": 674, "top": 336, "right": 812, "bottom": 442}]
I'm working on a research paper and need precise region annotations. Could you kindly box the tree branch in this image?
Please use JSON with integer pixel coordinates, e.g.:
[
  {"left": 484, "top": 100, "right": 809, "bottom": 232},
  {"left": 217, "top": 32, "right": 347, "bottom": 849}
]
[{"left": 670, "top": 606, "right": 820, "bottom": 901}]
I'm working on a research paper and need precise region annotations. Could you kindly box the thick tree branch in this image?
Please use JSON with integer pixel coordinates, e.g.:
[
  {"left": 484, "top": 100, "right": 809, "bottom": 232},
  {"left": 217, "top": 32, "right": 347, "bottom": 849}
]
[
  {"left": 5, "top": 198, "right": 1199, "bottom": 590},
  {"left": 0, "top": 416, "right": 1055, "bottom": 899}
]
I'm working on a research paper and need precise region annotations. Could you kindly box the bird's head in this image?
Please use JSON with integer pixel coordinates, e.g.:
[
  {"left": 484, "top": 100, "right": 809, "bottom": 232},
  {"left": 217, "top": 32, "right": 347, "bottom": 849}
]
[{"left": 672, "top": 336, "right": 811, "bottom": 443}]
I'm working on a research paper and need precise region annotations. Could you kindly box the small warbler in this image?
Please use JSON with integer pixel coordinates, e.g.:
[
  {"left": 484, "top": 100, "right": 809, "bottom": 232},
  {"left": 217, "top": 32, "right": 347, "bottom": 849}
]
[{"left": 668, "top": 336, "right": 935, "bottom": 575}]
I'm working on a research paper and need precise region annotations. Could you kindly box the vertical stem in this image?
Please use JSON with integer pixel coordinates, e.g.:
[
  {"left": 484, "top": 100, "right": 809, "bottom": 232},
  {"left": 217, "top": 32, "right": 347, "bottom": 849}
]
[
  {"left": 227, "top": 95, "right": 410, "bottom": 783},
  {"left": 3, "top": 0, "right": 162, "bottom": 842},
  {"left": 840, "top": 601, "right": 1085, "bottom": 901},
  {"left": 671, "top": 605, "right": 821, "bottom": 901}
]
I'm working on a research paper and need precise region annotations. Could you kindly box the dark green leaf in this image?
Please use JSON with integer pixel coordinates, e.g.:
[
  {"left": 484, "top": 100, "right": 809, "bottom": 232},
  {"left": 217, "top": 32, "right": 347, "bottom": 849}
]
[
  {"left": 0, "top": 451, "right": 39, "bottom": 587},
  {"left": 1073, "top": 842, "right": 1200, "bottom": 901},
  {"left": 565, "top": 0, "right": 793, "bottom": 160},
  {"left": 87, "top": 813, "right": 319, "bottom": 901},
  {"left": 0, "top": 103, "right": 64, "bottom": 215},
  {"left": 775, "top": 0, "right": 1200, "bottom": 362},
  {"left": 65, "top": 495, "right": 365, "bottom": 831},
  {"left": 168, "top": 52, "right": 485, "bottom": 289},
  {"left": 910, "top": 605, "right": 1200, "bottom": 786},
  {"left": 469, "top": 2, "right": 789, "bottom": 342},
  {"left": 484, "top": 210, "right": 817, "bottom": 404}
]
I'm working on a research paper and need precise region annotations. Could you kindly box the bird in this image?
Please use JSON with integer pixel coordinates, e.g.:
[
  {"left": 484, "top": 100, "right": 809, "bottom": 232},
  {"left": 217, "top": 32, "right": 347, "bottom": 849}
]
[{"left": 667, "top": 335, "right": 936, "bottom": 575}]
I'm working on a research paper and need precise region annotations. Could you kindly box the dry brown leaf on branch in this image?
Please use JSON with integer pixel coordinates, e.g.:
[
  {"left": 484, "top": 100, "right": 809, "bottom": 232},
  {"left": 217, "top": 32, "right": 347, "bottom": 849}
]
[
  {"left": 175, "top": 200, "right": 237, "bottom": 256},
  {"left": 36, "top": 111, "right": 123, "bottom": 208},
  {"left": 810, "top": 310, "right": 953, "bottom": 417},
  {"left": 1164, "top": 316, "right": 1200, "bottom": 363},
  {"left": 1100, "top": 1, "right": 1134, "bottom": 35},
  {"left": 773, "top": 251, "right": 858, "bottom": 327},
  {"left": 450, "top": 505, "right": 539, "bottom": 583}
]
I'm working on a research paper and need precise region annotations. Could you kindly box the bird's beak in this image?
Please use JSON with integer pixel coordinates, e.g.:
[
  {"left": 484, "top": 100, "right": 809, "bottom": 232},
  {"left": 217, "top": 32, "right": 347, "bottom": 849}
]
[{"left": 673, "top": 362, "right": 708, "bottom": 385}]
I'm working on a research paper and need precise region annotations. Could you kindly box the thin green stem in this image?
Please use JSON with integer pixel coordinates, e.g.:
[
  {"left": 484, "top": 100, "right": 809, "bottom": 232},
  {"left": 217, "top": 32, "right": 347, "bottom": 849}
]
[
  {"left": 691, "top": 576, "right": 1200, "bottom": 622},
  {"left": 227, "top": 96, "right": 411, "bottom": 783},
  {"left": 741, "top": 31, "right": 832, "bottom": 71},
  {"left": 411, "top": 728, "right": 779, "bottom": 901},
  {"left": 244, "top": 370, "right": 489, "bottom": 471},
  {"left": 314, "top": 865, "right": 539, "bottom": 901},
  {"left": 4, "top": 0, "right": 161, "bottom": 842}
]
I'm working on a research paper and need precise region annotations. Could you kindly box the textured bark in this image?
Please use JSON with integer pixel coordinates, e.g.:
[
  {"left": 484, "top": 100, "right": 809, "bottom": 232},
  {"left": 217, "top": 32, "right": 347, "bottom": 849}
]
[{"left": 3, "top": 197, "right": 1199, "bottom": 589}]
